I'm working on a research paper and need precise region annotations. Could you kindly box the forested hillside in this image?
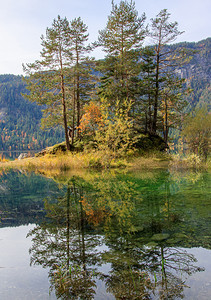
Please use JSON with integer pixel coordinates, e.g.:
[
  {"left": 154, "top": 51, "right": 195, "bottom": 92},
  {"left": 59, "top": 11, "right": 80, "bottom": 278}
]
[
  {"left": 175, "top": 38, "right": 210, "bottom": 109},
  {"left": 167, "top": 38, "right": 210, "bottom": 152},
  {"left": 0, "top": 37, "right": 210, "bottom": 152},
  {"left": 0, "top": 75, "right": 64, "bottom": 151}
]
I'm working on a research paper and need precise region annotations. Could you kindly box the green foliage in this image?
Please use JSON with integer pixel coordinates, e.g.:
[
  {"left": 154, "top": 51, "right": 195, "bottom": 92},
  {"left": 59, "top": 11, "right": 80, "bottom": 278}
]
[
  {"left": 50, "top": 263, "right": 96, "bottom": 300},
  {"left": 148, "top": 9, "right": 190, "bottom": 136},
  {"left": 69, "top": 17, "right": 96, "bottom": 137},
  {"left": 98, "top": 0, "right": 146, "bottom": 55},
  {"left": 95, "top": 99, "right": 136, "bottom": 157},
  {"left": 97, "top": 0, "right": 146, "bottom": 105},
  {"left": 88, "top": 157, "right": 103, "bottom": 169},
  {"left": 23, "top": 15, "right": 74, "bottom": 150},
  {"left": 182, "top": 105, "right": 211, "bottom": 159}
]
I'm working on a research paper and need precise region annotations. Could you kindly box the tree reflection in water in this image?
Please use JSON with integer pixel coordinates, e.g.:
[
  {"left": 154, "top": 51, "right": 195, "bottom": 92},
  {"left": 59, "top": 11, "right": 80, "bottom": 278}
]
[
  {"left": 28, "top": 177, "right": 100, "bottom": 299},
  {"left": 27, "top": 172, "right": 205, "bottom": 299}
]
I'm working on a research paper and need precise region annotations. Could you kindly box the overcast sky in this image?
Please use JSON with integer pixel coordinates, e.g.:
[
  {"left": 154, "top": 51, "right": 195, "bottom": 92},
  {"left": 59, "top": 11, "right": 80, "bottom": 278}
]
[{"left": 0, "top": 0, "right": 210, "bottom": 75}]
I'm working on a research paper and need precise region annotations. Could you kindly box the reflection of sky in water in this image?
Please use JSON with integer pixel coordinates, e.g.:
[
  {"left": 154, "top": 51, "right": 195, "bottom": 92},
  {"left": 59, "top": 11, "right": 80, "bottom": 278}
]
[
  {"left": 94, "top": 279, "right": 115, "bottom": 300},
  {"left": 0, "top": 225, "right": 56, "bottom": 300},
  {"left": 94, "top": 245, "right": 211, "bottom": 300},
  {"left": 184, "top": 248, "right": 211, "bottom": 299},
  {"left": 0, "top": 170, "right": 210, "bottom": 299},
  {"left": 0, "top": 225, "right": 115, "bottom": 300},
  {"left": 1, "top": 224, "right": 210, "bottom": 300}
]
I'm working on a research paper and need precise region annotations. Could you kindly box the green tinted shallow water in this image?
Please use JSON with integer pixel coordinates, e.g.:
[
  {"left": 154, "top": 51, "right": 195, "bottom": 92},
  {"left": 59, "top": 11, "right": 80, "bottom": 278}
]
[{"left": 0, "top": 169, "right": 210, "bottom": 299}]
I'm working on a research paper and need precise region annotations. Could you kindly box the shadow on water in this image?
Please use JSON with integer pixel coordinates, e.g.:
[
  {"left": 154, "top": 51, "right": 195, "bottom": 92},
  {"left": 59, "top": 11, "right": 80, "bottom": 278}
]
[{"left": 22, "top": 169, "right": 210, "bottom": 299}]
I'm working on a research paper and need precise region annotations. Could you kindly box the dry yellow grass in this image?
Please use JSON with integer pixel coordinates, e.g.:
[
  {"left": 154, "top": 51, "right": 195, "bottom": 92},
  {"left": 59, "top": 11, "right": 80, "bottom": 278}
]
[
  {"left": 0, "top": 152, "right": 88, "bottom": 171},
  {"left": 0, "top": 150, "right": 171, "bottom": 174}
]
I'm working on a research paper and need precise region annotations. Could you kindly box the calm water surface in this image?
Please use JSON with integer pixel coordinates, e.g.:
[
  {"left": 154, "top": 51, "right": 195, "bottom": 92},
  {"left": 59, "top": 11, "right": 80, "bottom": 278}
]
[
  {"left": 0, "top": 150, "right": 40, "bottom": 160},
  {"left": 0, "top": 169, "right": 210, "bottom": 299}
]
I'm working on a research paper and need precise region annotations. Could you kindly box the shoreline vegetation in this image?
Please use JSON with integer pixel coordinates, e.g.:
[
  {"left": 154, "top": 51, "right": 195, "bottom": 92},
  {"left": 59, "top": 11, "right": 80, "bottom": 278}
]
[
  {"left": 0, "top": 148, "right": 168, "bottom": 172},
  {"left": 0, "top": 142, "right": 210, "bottom": 173}
]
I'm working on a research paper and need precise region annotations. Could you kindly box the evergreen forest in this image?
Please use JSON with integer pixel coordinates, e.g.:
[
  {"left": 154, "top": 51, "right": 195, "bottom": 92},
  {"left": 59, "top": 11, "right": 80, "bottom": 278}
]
[{"left": 0, "top": 75, "right": 65, "bottom": 151}]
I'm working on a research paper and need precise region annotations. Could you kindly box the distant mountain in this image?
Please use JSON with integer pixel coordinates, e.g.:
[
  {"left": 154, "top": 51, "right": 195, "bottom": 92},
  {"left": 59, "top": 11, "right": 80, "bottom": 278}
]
[
  {"left": 0, "top": 38, "right": 210, "bottom": 152},
  {"left": 0, "top": 74, "right": 64, "bottom": 151},
  {"left": 173, "top": 38, "right": 211, "bottom": 109}
]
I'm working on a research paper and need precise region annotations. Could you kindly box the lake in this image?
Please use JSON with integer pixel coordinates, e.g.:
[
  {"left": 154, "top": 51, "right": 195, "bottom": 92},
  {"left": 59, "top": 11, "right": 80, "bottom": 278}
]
[
  {"left": 0, "top": 169, "right": 210, "bottom": 299},
  {"left": 0, "top": 151, "right": 40, "bottom": 161}
]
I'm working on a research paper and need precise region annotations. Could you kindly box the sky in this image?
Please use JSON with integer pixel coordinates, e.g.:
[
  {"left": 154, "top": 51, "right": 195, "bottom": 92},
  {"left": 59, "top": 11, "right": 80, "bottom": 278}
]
[{"left": 0, "top": 0, "right": 210, "bottom": 75}]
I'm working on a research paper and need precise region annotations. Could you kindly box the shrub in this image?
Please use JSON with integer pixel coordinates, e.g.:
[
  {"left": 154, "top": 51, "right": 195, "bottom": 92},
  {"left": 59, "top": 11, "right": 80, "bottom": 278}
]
[{"left": 88, "top": 157, "right": 103, "bottom": 169}]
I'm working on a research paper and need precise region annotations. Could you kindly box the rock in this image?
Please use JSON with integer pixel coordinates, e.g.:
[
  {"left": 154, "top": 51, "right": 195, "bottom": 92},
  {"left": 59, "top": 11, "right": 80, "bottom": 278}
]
[
  {"left": 35, "top": 142, "right": 68, "bottom": 157},
  {"left": 166, "top": 238, "right": 180, "bottom": 244},
  {"left": 145, "top": 242, "right": 158, "bottom": 248},
  {"left": 18, "top": 153, "right": 28, "bottom": 160},
  {"left": 35, "top": 149, "right": 46, "bottom": 157},
  {"left": 173, "top": 233, "right": 188, "bottom": 239},
  {"left": 151, "top": 233, "right": 170, "bottom": 241}
]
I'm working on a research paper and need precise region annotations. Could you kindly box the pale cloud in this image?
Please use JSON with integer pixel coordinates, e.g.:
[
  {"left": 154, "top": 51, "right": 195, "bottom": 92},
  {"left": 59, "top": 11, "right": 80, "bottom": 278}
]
[{"left": 0, "top": 0, "right": 210, "bottom": 74}]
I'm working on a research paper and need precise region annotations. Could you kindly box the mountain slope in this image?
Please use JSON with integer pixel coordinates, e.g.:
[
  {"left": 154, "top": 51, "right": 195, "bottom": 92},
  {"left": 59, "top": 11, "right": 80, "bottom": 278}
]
[
  {"left": 0, "top": 75, "right": 64, "bottom": 151},
  {"left": 174, "top": 38, "right": 210, "bottom": 108}
]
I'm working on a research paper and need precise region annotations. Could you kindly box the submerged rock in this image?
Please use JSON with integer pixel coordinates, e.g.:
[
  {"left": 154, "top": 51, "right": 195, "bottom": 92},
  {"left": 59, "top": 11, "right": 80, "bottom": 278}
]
[
  {"left": 151, "top": 233, "right": 170, "bottom": 241},
  {"left": 173, "top": 233, "right": 188, "bottom": 239},
  {"left": 166, "top": 238, "right": 180, "bottom": 244},
  {"left": 145, "top": 241, "right": 158, "bottom": 248}
]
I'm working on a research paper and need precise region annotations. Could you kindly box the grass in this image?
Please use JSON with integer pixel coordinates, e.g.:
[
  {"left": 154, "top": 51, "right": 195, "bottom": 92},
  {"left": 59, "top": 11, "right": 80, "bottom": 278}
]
[
  {"left": 0, "top": 152, "right": 88, "bottom": 172},
  {"left": 130, "top": 151, "right": 170, "bottom": 170},
  {"left": 0, "top": 148, "right": 172, "bottom": 173},
  {"left": 169, "top": 153, "right": 211, "bottom": 170},
  {"left": 2, "top": 146, "right": 208, "bottom": 174}
]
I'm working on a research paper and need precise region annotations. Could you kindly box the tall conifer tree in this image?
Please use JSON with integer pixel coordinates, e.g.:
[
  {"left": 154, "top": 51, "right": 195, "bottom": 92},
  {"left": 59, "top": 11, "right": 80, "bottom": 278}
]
[
  {"left": 149, "top": 9, "right": 186, "bottom": 134},
  {"left": 23, "top": 16, "right": 72, "bottom": 150},
  {"left": 97, "top": 0, "right": 146, "bottom": 106},
  {"left": 69, "top": 17, "right": 95, "bottom": 140},
  {"left": 137, "top": 46, "right": 156, "bottom": 133}
]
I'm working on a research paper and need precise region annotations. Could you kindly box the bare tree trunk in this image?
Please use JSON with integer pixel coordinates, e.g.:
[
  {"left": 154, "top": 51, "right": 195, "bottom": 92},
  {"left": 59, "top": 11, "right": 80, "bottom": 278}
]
[
  {"left": 59, "top": 41, "right": 71, "bottom": 151},
  {"left": 75, "top": 50, "right": 80, "bottom": 138},
  {"left": 61, "top": 73, "right": 71, "bottom": 150},
  {"left": 72, "top": 83, "right": 76, "bottom": 145},
  {"left": 145, "top": 110, "right": 148, "bottom": 133},
  {"left": 163, "top": 96, "right": 168, "bottom": 148},
  {"left": 148, "top": 93, "right": 153, "bottom": 134},
  {"left": 152, "top": 53, "right": 160, "bottom": 134},
  {"left": 76, "top": 73, "right": 80, "bottom": 132}
]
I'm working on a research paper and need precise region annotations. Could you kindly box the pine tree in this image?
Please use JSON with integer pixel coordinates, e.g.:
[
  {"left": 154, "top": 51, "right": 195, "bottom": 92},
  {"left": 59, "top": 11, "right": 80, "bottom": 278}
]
[
  {"left": 136, "top": 46, "right": 156, "bottom": 133},
  {"left": 149, "top": 9, "right": 186, "bottom": 135},
  {"left": 159, "top": 75, "right": 188, "bottom": 147},
  {"left": 69, "top": 17, "right": 95, "bottom": 141},
  {"left": 23, "top": 16, "right": 72, "bottom": 150},
  {"left": 97, "top": 0, "right": 146, "bottom": 106}
]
